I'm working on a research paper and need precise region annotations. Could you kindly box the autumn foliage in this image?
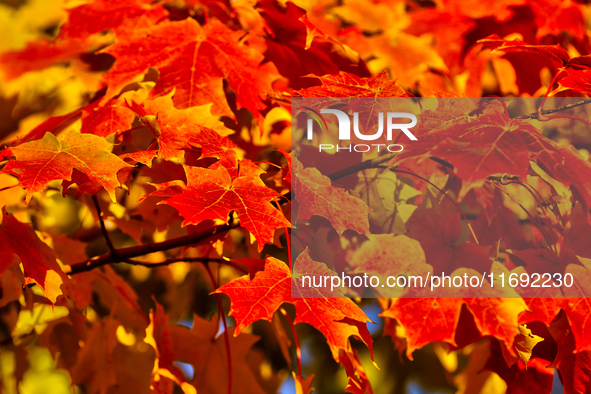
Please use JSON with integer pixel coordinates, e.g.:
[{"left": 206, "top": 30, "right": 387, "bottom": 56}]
[{"left": 2, "top": 0, "right": 591, "bottom": 393}]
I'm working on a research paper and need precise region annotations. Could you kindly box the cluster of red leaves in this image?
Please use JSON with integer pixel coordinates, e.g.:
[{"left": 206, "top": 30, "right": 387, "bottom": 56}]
[{"left": 1, "top": 0, "right": 591, "bottom": 393}]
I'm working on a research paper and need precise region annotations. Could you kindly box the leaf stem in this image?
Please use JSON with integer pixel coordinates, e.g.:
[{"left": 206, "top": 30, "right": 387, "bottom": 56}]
[{"left": 92, "top": 195, "right": 118, "bottom": 258}]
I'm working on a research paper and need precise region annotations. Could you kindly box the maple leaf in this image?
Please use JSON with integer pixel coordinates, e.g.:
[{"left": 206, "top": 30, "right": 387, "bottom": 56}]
[
  {"left": 0, "top": 39, "right": 89, "bottom": 81},
  {"left": 214, "top": 253, "right": 373, "bottom": 361},
  {"left": 151, "top": 161, "right": 289, "bottom": 251},
  {"left": 405, "top": 9, "right": 475, "bottom": 70},
  {"left": 547, "top": 313, "right": 591, "bottom": 392},
  {"left": 394, "top": 99, "right": 591, "bottom": 202},
  {"left": 405, "top": 208, "right": 493, "bottom": 274},
  {"left": 339, "top": 27, "right": 448, "bottom": 88},
  {"left": 81, "top": 97, "right": 136, "bottom": 138},
  {"left": 557, "top": 351, "right": 591, "bottom": 394},
  {"left": 478, "top": 35, "right": 591, "bottom": 96},
  {"left": 123, "top": 93, "right": 236, "bottom": 164},
  {"left": 560, "top": 297, "right": 591, "bottom": 353},
  {"left": 47, "top": 312, "right": 156, "bottom": 394},
  {"left": 0, "top": 261, "right": 24, "bottom": 308},
  {"left": 297, "top": 70, "right": 407, "bottom": 98},
  {"left": 102, "top": 18, "right": 279, "bottom": 121},
  {"left": 382, "top": 286, "right": 528, "bottom": 358},
  {"left": 485, "top": 340, "right": 554, "bottom": 394},
  {"left": 478, "top": 35, "right": 570, "bottom": 69},
  {"left": 279, "top": 148, "right": 292, "bottom": 184},
  {"left": 59, "top": 0, "right": 168, "bottom": 39},
  {"left": 0, "top": 0, "right": 168, "bottom": 81},
  {"left": 255, "top": 0, "right": 371, "bottom": 90},
  {"left": 339, "top": 347, "right": 375, "bottom": 394},
  {"left": 293, "top": 156, "right": 370, "bottom": 236},
  {"left": 0, "top": 212, "right": 67, "bottom": 303},
  {"left": 398, "top": 111, "right": 532, "bottom": 197},
  {"left": 69, "top": 318, "right": 120, "bottom": 394},
  {"left": 519, "top": 298, "right": 562, "bottom": 327},
  {"left": 293, "top": 373, "right": 315, "bottom": 394},
  {"left": 145, "top": 303, "right": 265, "bottom": 394},
  {"left": 511, "top": 324, "right": 545, "bottom": 365},
  {"left": 347, "top": 234, "right": 429, "bottom": 297},
  {"left": 441, "top": 0, "right": 526, "bottom": 21},
  {"left": 3, "top": 130, "right": 132, "bottom": 204},
  {"left": 381, "top": 297, "right": 463, "bottom": 359},
  {"left": 528, "top": 0, "right": 586, "bottom": 40}
]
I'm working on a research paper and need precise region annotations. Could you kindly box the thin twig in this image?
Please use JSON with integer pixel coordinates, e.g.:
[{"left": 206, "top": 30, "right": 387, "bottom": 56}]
[
  {"left": 328, "top": 152, "right": 399, "bottom": 181},
  {"left": 92, "top": 195, "right": 117, "bottom": 257},
  {"left": 0, "top": 184, "right": 19, "bottom": 193},
  {"left": 513, "top": 98, "right": 591, "bottom": 119}
]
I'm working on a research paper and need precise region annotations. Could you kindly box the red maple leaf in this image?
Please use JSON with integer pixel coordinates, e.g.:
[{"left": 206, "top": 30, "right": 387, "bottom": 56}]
[
  {"left": 0, "top": 212, "right": 68, "bottom": 302},
  {"left": 215, "top": 252, "right": 373, "bottom": 361},
  {"left": 102, "top": 18, "right": 280, "bottom": 121},
  {"left": 149, "top": 161, "right": 289, "bottom": 251}
]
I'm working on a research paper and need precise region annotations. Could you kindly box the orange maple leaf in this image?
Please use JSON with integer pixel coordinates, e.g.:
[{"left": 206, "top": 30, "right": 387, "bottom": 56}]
[{"left": 3, "top": 130, "right": 132, "bottom": 203}]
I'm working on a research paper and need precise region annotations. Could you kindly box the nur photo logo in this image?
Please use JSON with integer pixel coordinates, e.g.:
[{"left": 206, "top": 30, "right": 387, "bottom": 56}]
[{"left": 303, "top": 106, "right": 418, "bottom": 152}]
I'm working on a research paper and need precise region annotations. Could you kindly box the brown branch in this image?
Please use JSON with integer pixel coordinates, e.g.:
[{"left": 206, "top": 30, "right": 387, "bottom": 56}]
[
  {"left": 66, "top": 150, "right": 396, "bottom": 274},
  {"left": 66, "top": 150, "right": 443, "bottom": 274},
  {"left": 513, "top": 98, "right": 591, "bottom": 120},
  {"left": 66, "top": 223, "right": 233, "bottom": 274}
]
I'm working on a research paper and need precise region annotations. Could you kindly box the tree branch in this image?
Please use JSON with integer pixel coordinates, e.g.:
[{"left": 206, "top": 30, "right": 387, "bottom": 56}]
[
  {"left": 65, "top": 150, "right": 442, "bottom": 275},
  {"left": 66, "top": 223, "right": 233, "bottom": 274},
  {"left": 66, "top": 150, "right": 398, "bottom": 274},
  {"left": 513, "top": 98, "right": 591, "bottom": 120}
]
